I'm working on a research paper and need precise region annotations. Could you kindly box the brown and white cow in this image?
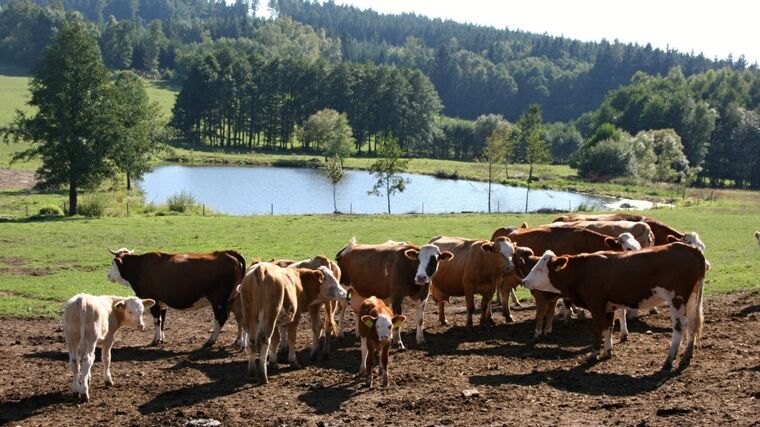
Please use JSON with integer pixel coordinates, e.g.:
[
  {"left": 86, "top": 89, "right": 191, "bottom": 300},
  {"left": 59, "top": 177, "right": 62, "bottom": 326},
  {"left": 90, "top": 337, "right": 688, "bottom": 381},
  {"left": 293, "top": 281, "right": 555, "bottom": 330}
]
[
  {"left": 107, "top": 248, "right": 246, "bottom": 348},
  {"left": 63, "top": 294, "right": 155, "bottom": 402},
  {"left": 270, "top": 256, "right": 344, "bottom": 358},
  {"left": 357, "top": 296, "right": 406, "bottom": 387},
  {"left": 550, "top": 220, "right": 655, "bottom": 248},
  {"left": 238, "top": 262, "right": 347, "bottom": 384},
  {"left": 335, "top": 239, "right": 453, "bottom": 349},
  {"left": 428, "top": 236, "right": 517, "bottom": 328},
  {"left": 522, "top": 237, "right": 707, "bottom": 369},
  {"left": 553, "top": 214, "right": 684, "bottom": 246},
  {"left": 491, "top": 225, "right": 637, "bottom": 323}
]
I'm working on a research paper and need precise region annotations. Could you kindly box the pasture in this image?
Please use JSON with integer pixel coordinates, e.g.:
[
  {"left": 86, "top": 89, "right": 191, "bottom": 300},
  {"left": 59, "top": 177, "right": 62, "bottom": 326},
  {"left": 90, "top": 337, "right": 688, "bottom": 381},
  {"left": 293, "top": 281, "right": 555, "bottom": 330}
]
[{"left": 0, "top": 199, "right": 759, "bottom": 424}]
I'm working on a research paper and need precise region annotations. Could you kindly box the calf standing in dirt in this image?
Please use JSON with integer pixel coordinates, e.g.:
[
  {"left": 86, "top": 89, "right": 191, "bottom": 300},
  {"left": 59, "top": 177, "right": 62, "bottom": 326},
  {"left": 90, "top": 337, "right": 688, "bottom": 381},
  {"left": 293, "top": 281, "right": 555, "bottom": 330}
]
[
  {"left": 63, "top": 294, "right": 155, "bottom": 402},
  {"left": 357, "top": 297, "right": 406, "bottom": 387}
]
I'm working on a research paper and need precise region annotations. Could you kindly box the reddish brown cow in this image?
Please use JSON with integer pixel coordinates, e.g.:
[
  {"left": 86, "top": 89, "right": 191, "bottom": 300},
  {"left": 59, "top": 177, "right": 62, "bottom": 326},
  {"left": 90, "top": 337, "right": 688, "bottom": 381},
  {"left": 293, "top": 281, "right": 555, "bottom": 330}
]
[
  {"left": 107, "top": 249, "right": 246, "bottom": 347},
  {"left": 553, "top": 214, "right": 684, "bottom": 246},
  {"left": 490, "top": 226, "right": 633, "bottom": 323},
  {"left": 357, "top": 296, "right": 406, "bottom": 387},
  {"left": 522, "top": 238, "right": 707, "bottom": 370},
  {"left": 336, "top": 239, "right": 453, "bottom": 349},
  {"left": 428, "top": 236, "right": 517, "bottom": 328}
]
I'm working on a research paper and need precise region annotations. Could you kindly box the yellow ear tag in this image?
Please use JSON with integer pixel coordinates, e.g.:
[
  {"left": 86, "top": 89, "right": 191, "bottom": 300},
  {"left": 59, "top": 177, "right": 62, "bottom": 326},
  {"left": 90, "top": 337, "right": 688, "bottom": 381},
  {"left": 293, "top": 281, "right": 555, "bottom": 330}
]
[
  {"left": 393, "top": 320, "right": 404, "bottom": 328},
  {"left": 555, "top": 266, "right": 563, "bottom": 272},
  {"left": 363, "top": 319, "right": 375, "bottom": 328}
]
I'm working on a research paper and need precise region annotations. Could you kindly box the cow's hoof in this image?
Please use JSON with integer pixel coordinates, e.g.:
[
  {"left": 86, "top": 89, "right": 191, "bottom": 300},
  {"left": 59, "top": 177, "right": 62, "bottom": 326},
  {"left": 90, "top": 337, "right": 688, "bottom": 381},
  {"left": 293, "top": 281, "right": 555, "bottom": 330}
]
[
  {"left": 619, "top": 334, "right": 628, "bottom": 343},
  {"left": 105, "top": 379, "right": 113, "bottom": 387},
  {"left": 150, "top": 341, "right": 161, "bottom": 347},
  {"left": 71, "top": 392, "right": 80, "bottom": 401},
  {"left": 79, "top": 394, "right": 89, "bottom": 403},
  {"left": 439, "top": 320, "right": 449, "bottom": 326},
  {"left": 504, "top": 315, "right": 515, "bottom": 324},
  {"left": 661, "top": 360, "right": 674, "bottom": 371}
]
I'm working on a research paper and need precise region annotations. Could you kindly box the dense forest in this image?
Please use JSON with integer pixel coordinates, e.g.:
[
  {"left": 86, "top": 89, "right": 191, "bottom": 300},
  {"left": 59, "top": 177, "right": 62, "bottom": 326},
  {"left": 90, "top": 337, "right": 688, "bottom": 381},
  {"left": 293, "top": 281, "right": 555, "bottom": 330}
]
[{"left": 1, "top": 0, "right": 759, "bottom": 187}]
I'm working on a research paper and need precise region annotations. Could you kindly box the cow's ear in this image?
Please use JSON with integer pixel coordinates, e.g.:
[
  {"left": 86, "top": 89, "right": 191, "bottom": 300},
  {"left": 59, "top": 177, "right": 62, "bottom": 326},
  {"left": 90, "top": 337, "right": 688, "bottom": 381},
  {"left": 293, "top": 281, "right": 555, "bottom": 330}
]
[
  {"left": 404, "top": 249, "right": 419, "bottom": 260},
  {"left": 553, "top": 256, "right": 569, "bottom": 272},
  {"left": 141, "top": 299, "right": 156, "bottom": 309},
  {"left": 520, "top": 222, "right": 528, "bottom": 228},
  {"left": 666, "top": 234, "right": 679, "bottom": 243},
  {"left": 361, "top": 315, "right": 376, "bottom": 327},
  {"left": 438, "top": 251, "right": 454, "bottom": 261},
  {"left": 114, "top": 301, "right": 126, "bottom": 310},
  {"left": 392, "top": 315, "right": 406, "bottom": 328},
  {"left": 480, "top": 241, "right": 496, "bottom": 253},
  {"left": 314, "top": 269, "right": 325, "bottom": 284},
  {"left": 114, "top": 257, "right": 123, "bottom": 264},
  {"left": 605, "top": 237, "right": 621, "bottom": 249}
]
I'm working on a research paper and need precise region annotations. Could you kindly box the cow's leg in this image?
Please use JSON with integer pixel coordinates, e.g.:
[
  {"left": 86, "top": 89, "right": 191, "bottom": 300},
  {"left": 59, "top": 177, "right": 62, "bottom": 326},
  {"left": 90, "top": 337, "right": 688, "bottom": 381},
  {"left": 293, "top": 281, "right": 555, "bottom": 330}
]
[
  {"left": 437, "top": 300, "right": 447, "bottom": 326},
  {"left": 230, "top": 298, "right": 246, "bottom": 349},
  {"left": 365, "top": 342, "right": 375, "bottom": 388},
  {"left": 257, "top": 316, "right": 276, "bottom": 384},
  {"left": 205, "top": 302, "right": 230, "bottom": 347},
  {"left": 321, "top": 301, "right": 335, "bottom": 355},
  {"left": 681, "top": 280, "right": 704, "bottom": 366},
  {"left": 544, "top": 297, "right": 559, "bottom": 336},
  {"left": 600, "top": 311, "right": 615, "bottom": 360},
  {"left": 336, "top": 299, "right": 348, "bottom": 338},
  {"left": 149, "top": 304, "right": 162, "bottom": 345},
  {"left": 391, "top": 299, "right": 405, "bottom": 350},
  {"left": 67, "top": 339, "right": 80, "bottom": 398},
  {"left": 479, "top": 289, "right": 496, "bottom": 327},
  {"left": 308, "top": 305, "right": 323, "bottom": 361},
  {"left": 533, "top": 296, "right": 545, "bottom": 341},
  {"left": 510, "top": 288, "right": 523, "bottom": 307},
  {"left": 159, "top": 306, "right": 167, "bottom": 342},
  {"left": 497, "top": 285, "right": 514, "bottom": 323},
  {"left": 269, "top": 327, "right": 282, "bottom": 366},
  {"left": 413, "top": 296, "right": 428, "bottom": 345},
  {"left": 616, "top": 309, "right": 629, "bottom": 342},
  {"left": 664, "top": 298, "right": 687, "bottom": 370},
  {"left": 589, "top": 310, "right": 605, "bottom": 361},
  {"left": 464, "top": 289, "right": 476, "bottom": 329},
  {"left": 359, "top": 335, "right": 368, "bottom": 375},
  {"left": 78, "top": 341, "right": 97, "bottom": 402},
  {"left": 286, "top": 315, "right": 301, "bottom": 367},
  {"left": 380, "top": 342, "right": 390, "bottom": 387},
  {"left": 245, "top": 309, "right": 259, "bottom": 378},
  {"left": 561, "top": 299, "right": 573, "bottom": 323},
  {"left": 102, "top": 339, "right": 115, "bottom": 386}
]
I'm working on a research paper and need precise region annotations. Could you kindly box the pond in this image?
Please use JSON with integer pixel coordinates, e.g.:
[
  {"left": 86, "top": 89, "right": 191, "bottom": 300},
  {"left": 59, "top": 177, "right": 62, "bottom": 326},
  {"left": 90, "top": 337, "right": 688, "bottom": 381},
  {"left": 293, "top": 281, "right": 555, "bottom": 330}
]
[{"left": 138, "top": 165, "right": 611, "bottom": 215}]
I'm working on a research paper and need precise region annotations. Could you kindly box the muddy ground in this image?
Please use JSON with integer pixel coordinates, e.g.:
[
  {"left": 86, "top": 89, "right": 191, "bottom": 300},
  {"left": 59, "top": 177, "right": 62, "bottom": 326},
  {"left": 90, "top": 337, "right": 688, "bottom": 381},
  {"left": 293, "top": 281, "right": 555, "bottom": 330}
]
[{"left": 1, "top": 292, "right": 758, "bottom": 426}]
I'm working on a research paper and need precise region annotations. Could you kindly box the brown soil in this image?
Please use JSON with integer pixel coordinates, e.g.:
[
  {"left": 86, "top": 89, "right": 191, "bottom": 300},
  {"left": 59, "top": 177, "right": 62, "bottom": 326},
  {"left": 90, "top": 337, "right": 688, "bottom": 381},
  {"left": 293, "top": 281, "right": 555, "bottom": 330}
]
[
  {"left": 1, "top": 292, "right": 758, "bottom": 426},
  {"left": 0, "top": 168, "right": 35, "bottom": 190}
]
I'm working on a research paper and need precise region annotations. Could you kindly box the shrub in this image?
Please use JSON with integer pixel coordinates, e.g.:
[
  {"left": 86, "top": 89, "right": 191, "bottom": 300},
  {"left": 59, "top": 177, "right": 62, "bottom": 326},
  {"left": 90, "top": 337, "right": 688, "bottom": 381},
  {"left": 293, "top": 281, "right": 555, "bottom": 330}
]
[
  {"left": 77, "top": 193, "right": 112, "bottom": 217},
  {"left": 575, "top": 138, "right": 635, "bottom": 180},
  {"left": 37, "top": 205, "right": 63, "bottom": 216},
  {"left": 166, "top": 190, "right": 196, "bottom": 213}
]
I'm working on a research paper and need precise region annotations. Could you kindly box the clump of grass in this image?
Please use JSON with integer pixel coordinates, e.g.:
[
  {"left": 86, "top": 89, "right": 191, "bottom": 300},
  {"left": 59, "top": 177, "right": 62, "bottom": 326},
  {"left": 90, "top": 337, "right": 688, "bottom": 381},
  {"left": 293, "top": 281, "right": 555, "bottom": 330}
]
[
  {"left": 77, "top": 193, "right": 112, "bottom": 217},
  {"left": 434, "top": 169, "right": 459, "bottom": 180},
  {"left": 166, "top": 190, "right": 196, "bottom": 213},
  {"left": 37, "top": 205, "right": 63, "bottom": 217}
]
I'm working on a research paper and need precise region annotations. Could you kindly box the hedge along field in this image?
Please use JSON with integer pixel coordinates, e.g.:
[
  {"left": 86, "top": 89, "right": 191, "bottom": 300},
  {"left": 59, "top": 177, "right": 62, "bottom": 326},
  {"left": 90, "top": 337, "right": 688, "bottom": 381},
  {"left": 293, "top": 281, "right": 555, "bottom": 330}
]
[{"left": 1, "top": 197, "right": 758, "bottom": 318}]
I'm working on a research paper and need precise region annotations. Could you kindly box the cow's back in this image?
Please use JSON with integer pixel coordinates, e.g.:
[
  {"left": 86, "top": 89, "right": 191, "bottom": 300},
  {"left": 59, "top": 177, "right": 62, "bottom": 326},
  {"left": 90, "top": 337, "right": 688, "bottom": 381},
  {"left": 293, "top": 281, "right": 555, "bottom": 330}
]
[
  {"left": 429, "top": 236, "right": 494, "bottom": 295},
  {"left": 509, "top": 226, "right": 611, "bottom": 255},
  {"left": 64, "top": 294, "right": 110, "bottom": 344}
]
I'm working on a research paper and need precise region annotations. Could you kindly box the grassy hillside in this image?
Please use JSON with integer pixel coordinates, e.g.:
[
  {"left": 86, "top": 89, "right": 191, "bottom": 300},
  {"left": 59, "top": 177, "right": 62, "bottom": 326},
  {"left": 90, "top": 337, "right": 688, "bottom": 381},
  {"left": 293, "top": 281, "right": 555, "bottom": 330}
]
[{"left": 0, "top": 197, "right": 757, "bottom": 318}]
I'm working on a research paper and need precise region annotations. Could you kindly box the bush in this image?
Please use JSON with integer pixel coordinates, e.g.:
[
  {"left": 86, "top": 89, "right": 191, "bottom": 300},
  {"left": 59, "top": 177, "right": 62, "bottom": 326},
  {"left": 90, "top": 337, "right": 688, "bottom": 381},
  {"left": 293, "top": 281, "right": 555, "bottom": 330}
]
[
  {"left": 166, "top": 190, "right": 196, "bottom": 213},
  {"left": 575, "top": 138, "right": 635, "bottom": 180},
  {"left": 37, "top": 205, "right": 63, "bottom": 217},
  {"left": 77, "top": 193, "right": 112, "bottom": 217}
]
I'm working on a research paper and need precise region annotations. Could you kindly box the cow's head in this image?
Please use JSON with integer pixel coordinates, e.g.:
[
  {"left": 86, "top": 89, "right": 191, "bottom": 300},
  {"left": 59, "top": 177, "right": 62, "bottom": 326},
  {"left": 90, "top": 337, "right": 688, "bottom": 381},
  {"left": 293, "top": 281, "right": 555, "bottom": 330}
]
[
  {"left": 404, "top": 244, "right": 454, "bottom": 286},
  {"left": 522, "top": 250, "right": 565, "bottom": 294},
  {"left": 362, "top": 313, "right": 406, "bottom": 343},
  {"left": 481, "top": 236, "right": 516, "bottom": 272},
  {"left": 107, "top": 248, "right": 133, "bottom": 287},
  {"left": 114, "top": 297, "right": 155, "bottom": 331},
  {"left": 317, "top": 266, "right": 348, "bottom": 301},
  {"left": 512, "top": 246, "right": 536, "bottom": 278},
  {"left": 667, "top": 232, "right": 706, "bottom": 252},
  {"left": 607, "top": 232, "right": 641, "bottom": 251}
]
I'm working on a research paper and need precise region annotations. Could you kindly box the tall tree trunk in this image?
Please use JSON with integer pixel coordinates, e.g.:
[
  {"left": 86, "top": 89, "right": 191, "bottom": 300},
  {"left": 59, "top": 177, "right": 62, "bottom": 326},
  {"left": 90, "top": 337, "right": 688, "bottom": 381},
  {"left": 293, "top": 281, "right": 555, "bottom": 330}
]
[
  {"left": 333, "top": 184, "right": 338, "bottom": 213},
  {"left": 487, "top": 161, "right": 492, "bottom": 213},
  {"left": 386, "top": 179, "right": 391, "bottom": 214},
  {"left": 126, "top": 171, "right": 131, "bottom": 191},
  {"left": 528, "top": 163, "right": 534, "bottom": 182},
  {"left": 68, "top": 179, "right": 78, "bottom": 216}
]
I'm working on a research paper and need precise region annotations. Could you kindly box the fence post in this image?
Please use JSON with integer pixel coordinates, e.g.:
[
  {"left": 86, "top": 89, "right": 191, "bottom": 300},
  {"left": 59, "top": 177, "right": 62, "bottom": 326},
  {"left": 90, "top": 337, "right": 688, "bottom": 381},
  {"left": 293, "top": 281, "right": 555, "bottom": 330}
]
[
  {"left": 271, "top": 203, "right": 273, "bottom": 215},
  {"left": 202, "top": 204, "right": 205, "bottom": 216},
  {"left": 350, "top": 203, "right": 352, "bottom": 214},
  {"left": 25, "top": 205, "right": 29, "bottom": 216},
  {"left": 63, "top": 202, "right": 67, "bottom": 215},
  {"left": 126, "top": 202, "right": 129, "bottom": 215},
  {"left": 497, "top": 201, "right": 500, "bottom": 213},
  {"left": 422, "top": 202, "right": 424, "bottom": 214}
]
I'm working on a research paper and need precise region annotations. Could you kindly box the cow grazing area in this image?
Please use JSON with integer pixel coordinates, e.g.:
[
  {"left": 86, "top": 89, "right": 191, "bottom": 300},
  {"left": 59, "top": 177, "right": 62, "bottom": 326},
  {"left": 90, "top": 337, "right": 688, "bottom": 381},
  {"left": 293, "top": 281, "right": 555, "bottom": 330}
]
[
  {"left": 1, "top": 292, "right": 758, "bottom": 425},
  {"left": 0, "top": 197, "right": 759, "bottom": 424}
]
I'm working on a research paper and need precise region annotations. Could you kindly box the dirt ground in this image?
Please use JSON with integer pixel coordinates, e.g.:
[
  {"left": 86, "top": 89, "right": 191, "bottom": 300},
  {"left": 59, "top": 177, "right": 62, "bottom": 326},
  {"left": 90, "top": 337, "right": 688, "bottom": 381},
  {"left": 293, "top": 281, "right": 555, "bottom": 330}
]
[
  {"left": 1, "top": 292, "right": 758, "bottom": 427},
  {"left": 0, "top": 168, "right": 35, "bottom": 190}
]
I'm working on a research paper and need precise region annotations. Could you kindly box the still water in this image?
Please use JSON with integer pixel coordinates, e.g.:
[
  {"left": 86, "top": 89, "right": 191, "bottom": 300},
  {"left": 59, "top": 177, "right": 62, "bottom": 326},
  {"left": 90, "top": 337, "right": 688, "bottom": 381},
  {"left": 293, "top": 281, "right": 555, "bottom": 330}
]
[{"left": 139, "top": 165, "right": 610, "bottom": 215}]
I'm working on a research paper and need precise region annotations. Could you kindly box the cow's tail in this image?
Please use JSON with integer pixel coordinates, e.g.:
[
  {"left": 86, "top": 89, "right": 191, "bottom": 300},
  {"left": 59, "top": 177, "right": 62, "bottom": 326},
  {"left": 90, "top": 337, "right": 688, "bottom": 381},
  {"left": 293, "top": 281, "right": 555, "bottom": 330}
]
[
  {"left": 693, "top": 275, "right": 705, "bottom": 349},
  {"left": 77, "top": 296, "right": 87, "bottom": 359}
]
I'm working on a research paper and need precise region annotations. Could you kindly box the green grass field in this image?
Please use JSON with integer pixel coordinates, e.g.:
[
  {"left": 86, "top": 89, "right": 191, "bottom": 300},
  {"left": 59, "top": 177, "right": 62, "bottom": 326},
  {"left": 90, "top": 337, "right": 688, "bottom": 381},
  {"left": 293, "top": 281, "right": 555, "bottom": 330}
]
[{"left": 0, "top": 198, "right": 757, "bottom": 318}]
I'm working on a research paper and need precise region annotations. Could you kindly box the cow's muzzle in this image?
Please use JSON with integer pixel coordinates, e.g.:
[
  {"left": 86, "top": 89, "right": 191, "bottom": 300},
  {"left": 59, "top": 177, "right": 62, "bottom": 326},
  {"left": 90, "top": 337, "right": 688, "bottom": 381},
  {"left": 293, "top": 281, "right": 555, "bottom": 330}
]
[{"left": 415, "top": 275, "right": 429, "bottom": 286}]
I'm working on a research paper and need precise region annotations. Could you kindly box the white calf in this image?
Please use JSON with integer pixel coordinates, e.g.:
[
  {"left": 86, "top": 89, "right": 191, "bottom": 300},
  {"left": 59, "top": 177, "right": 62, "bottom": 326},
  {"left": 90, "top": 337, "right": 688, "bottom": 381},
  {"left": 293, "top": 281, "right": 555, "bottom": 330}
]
[{"left": 63, "top": 294, "right": 154, "bottom": 402}]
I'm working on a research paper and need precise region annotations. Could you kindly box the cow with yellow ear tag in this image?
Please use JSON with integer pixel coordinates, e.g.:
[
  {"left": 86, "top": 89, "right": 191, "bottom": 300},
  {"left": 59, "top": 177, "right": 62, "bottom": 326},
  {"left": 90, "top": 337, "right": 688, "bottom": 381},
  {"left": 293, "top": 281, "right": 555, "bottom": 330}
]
[{"left": 356, "top": 296, "right": 406, "bottom": 387}]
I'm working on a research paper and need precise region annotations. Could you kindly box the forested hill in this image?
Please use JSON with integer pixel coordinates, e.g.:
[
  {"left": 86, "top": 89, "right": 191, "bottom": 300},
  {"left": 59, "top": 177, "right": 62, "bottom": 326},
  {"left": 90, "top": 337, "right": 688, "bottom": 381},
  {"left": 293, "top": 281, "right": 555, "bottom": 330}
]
[{"left": 276, "top": 0, "right": 740, "bottom": 121}]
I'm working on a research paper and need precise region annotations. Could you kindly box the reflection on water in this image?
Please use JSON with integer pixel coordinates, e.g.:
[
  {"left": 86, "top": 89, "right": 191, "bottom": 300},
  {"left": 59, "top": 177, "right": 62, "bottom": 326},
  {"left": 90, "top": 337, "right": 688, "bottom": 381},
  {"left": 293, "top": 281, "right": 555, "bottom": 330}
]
[{"left": 139, "top": 165, "right": 609, "bottom": 216}]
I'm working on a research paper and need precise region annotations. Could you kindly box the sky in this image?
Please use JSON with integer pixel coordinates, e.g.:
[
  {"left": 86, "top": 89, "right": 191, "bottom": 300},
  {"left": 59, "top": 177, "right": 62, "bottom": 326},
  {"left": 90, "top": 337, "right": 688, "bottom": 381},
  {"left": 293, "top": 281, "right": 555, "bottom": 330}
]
[{"left": 314, "top": 0, "right": 759, "bottom": 65}]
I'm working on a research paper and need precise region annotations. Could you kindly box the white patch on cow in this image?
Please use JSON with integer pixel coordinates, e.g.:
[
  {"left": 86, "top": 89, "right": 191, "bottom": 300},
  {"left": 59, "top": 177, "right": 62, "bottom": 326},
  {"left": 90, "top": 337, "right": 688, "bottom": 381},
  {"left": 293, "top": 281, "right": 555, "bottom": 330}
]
[
  {"left": 410, "top": 296, "right": 427, "bottom": 344},
  {"left": 601, "top": 328, "right": 613, "bottom": 357},
  {"left": 617, "top": 232, "right": 641, "bottom": 251},
  {"left": 414, "top": 244, "right": 442, "bottom": 286},
  {"left": 374, "top": 313, "right": 393, "bottom": 342},
  {"left": 522, "top": 251, "right": 562, "bottom": 294},
  {"left": 107, "top": 260, "right": 131, "bottom": 287},
  {"left": 636, "top": 286, "right": 673, "bottom": 312},
  {"left": 665, "top": 303, "right": 687, "bottom": 367},
  {"left": 153, "top": 319, "right": 162, "bottom": 343},
  {"left": 318, "top": 266, "right": 348, "bottom": 301}
]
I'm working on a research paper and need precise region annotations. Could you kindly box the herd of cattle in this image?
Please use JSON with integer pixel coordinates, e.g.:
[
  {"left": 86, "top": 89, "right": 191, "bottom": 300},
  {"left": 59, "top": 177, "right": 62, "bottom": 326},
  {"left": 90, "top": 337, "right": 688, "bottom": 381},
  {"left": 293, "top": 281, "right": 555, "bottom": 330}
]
[{"left": 62, "top": 213, "right": 747, "bottom": 402}]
